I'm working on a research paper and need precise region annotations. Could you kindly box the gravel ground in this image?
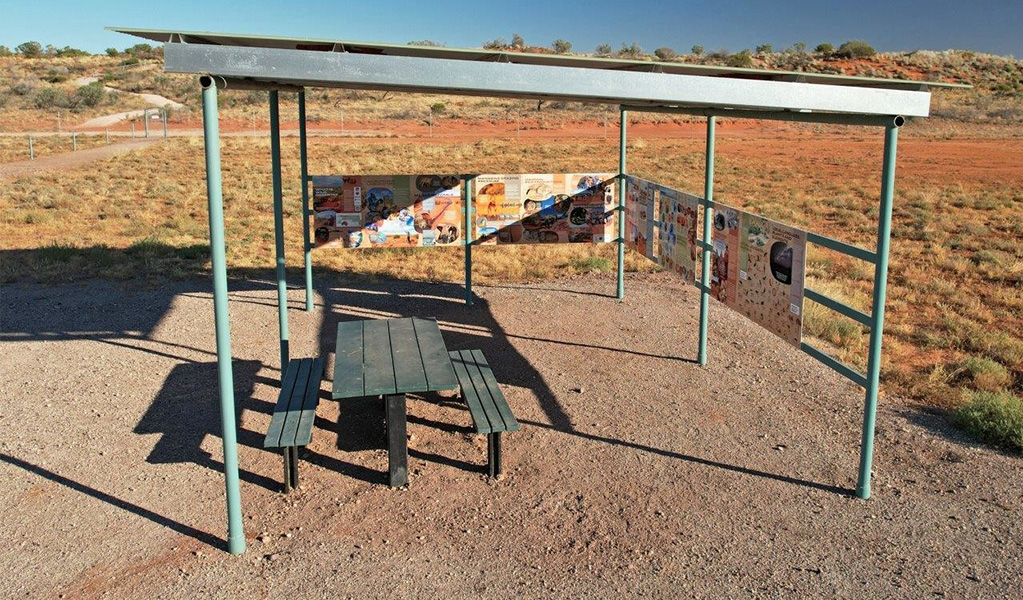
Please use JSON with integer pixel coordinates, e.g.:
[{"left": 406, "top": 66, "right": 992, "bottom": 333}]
[{"left": 0, "top": 272, "right": 1020, "bottom": 599}]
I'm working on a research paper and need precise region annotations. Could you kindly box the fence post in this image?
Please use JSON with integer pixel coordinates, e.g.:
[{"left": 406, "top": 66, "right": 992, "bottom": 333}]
[
  {"left": 269, "top": 90, "right": 290, "bottom": 368},
  {"left": 105, "top": 128, "right": 110, "bottom": 144},
  {"left": 162, "top": 108, "right": 168, "bottom": 138},
  {"left": 856, "top": 123, "right": 900, "bottom": 500},
  {"left": 72, "top": 132, "right": 77, "bottom": 151},
  {"left": 697, "top": 116, "right": 716, "bottom": 365},
  {"left": 131, "top": 121, "right": 136, "bottom": 138},
  {"left": 143, "top": 108, "right": 150, "bottom": 138},
  {"left": 616, "top": 108, "right": 627, "bottom": 300},
  {"left": 28, "top": 136, "right": 34, "bottom": 160}
]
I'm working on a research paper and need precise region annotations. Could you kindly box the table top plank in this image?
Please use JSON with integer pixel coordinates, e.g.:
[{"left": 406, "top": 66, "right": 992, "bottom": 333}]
[
  {"left": 362, "top": 318, "right": 397, "bottom": 396},
  {"left": 332, "top": 320, "right": 366, "bottom": 399},
  {"left": 413, "top": 317, "right": 459, "bottom": 392},
  {"left": 389, "top": 318, "right": 429, "bottom": 393}
]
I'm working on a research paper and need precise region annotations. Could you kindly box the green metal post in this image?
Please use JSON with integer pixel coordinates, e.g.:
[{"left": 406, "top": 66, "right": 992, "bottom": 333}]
[
  {"left": 298, "top": 91, "right": 313, "bottom": 313},
  {"left": 616, "top": 108, "right": 627, "bottom": 300},
  {"left": 200, "top": 76, "right": 245, "bottom": 555},
  {"left": 464, "top": 176, "right": 473, "bottom": 306},
  {"left": 144, "top": 108, "right": 150, "bottom": 138},
  {"left": 697, "top": 117, "right": 716, "bottom": 366},
  {"left": 856, "top": 123, "right": 899, "bottom": 500},
  {"left": 269, "top": 91, "right": 290, "bottom": 368}
]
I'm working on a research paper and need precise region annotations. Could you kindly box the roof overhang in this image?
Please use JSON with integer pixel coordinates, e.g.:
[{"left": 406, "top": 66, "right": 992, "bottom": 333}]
[{"left": 164, "top": 43, "right": 932, "bottom": 118}]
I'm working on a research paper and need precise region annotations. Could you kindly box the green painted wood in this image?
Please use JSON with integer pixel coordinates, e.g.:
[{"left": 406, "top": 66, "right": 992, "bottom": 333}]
[
  {"left": 333, "top": 320, "right": 365, "bottom": 399},
  {"left": 469, "top": 349, "right": 520, "bottom": 432},
  {"left": 388, "top": 318, "right": 429, "bottom": 392},
  {"left": 449, "top": 350, "right": 492, "bottom": 434},
  {"left": 413, "top": 318, "right": 458, "bottom": 391},
  {"left": 362, "top": 319, "right": 397, "bottom": 395},
  {"left": 264, "top": 359, "right": 302, "bottom": 448},
  {"left": 277, "top": 358, "right": 312, "bottom": 447},
  {"left": 294, "top": 357, "right": 324, "bottom": 446},
  {"left": 462, "top": 351, "right": 506, "bottom": 433}
]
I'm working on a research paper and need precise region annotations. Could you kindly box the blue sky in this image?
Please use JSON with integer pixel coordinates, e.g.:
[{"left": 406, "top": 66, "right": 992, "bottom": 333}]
[{"left": 1, "top": 0, "right": 1020, "bottom": 57}]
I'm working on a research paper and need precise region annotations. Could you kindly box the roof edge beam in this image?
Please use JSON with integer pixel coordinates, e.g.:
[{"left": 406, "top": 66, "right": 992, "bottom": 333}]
[{"left": 620, "top": 104, "right": 906, "bottom": 127}]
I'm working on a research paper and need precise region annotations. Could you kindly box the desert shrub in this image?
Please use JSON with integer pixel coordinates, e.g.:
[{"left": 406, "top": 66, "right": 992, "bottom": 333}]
[
  {"left": 430, "top": 102, "right": 446, "bottom": 114},
  {"left": 955, "top": 391, "right": 1023, "bottom": 452},
  {"left": 951, "top": 356, "right": 1013, "bottom": 392},
  {"left": 617, "top": 42, "right": 644, "bottom": 59},
  {"left": 408, "top": 40, "right": 443, "bottom": 47},
  {"left": 835, "top": 40, "right": 876, "bottom": 59},
  {"left": 45, "top": 66, "right": 69, "bottom": 83},
  {"left": 0, "top": 45, "right": 12, "bottom": 57},
  {"left": 12, "top": 77, "right": 39, "bottom": 95},
  {"left": 654, "top": 47, "right": 677, "bottom": 61},
  {"left": 551, "top": 39, "right": 572, "bottom": 54},
  {"left": 755, "top": 43, "right": 773, "bottom": 54},
  {"left": 727, "top": 50, "right": 753, "bottom": 68},
  {"left": 0, "top": 91, "right": 8, "bottom": 108},
  {"left": 595, "top": 44, "right": 613, "bottom": 57},
  {"left": 33, "top": 86, "right": 71, "bottom": 109},
  {"left": 482, "top": 38, "right": 507, "bottom": 50},
  {"left": 16, "top": 41, "right": 43, "bottom": 57},
  {"left": 105, "top": 47, "right": 119, "bottom": 57},
  {"left": 55, "top": 46, "right": 89, "bottom": 57},
  {"left": 792, "top": 41, "right": 807, "bottom": 53},
  {"left": 511, "top": 33, "right": 524, "bottom": 48},
  {"left": 691, "top": 45, "right": 704, "bottom": 55},
  {"left": 74, "top": 82, "right": 106, "bottom": 107},
  {"left": 815, "top": 43, "right": 835, "bottom": 55}
]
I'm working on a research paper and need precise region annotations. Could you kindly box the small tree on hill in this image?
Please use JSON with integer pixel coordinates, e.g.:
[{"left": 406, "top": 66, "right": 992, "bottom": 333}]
[
  {"left": 551, "top": 39, "right": 572, "bottom": 54},
  {"left": 617, "top": 42, "right": 644, "bottom": 59},
  {"left": 511, "top": 33, "right": 525, "bottom": 48},
  {"left": 814, "top": 42, "right": 834, "bottom": 55},
  {"left": 483, "top": 37, "right": 507, "bottom": 50},
  {"left": 793, "top": 41, "right": 807, "bottom": 54},
  {"left": 654, "top": 47, "right": 677, "bottom": 60},
  {"left": 755, "top": 43, "right": 773, "bottom": 54},
  {"left": 409, "top": 40, "right": 444, "bottom": 47},
  {"left": 726, "top": 50, "right": 753, "bottom": 68},
  {"left": 16, "top": 41, "right": 43, "bottom": 58},
  {"left": 691, "top": 45, "right": 704, "bottom": 55},
  {"left": 105, "top": 47, "right": 119, "bottom": 57},
  {"left": 595, "top": 43, "right": 613, "bottom": 57},
  {"left": 835, "top": 40, "right": 875, "bottom": 59}
]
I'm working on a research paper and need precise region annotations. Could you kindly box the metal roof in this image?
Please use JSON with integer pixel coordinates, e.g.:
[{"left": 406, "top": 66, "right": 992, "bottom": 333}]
[{"left": 109, "top": 27, "right": 954, "bottom": 119}]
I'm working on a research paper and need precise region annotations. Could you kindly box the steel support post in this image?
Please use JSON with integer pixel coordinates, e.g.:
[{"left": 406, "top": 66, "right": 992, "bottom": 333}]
[
  {"left": 616, "top": 108, "right": 627, "bottom": 300},
  {"left": 298, "top": 91, "right": 313, "bottom": 312},
  {"left": 464, "top": 176, "right": 474, "bottom": 306},
  {"left": 856, "top": 123, "right": 899, "bottom": 500},
  {"left": 200, "top": 76, "right": 245, "bottom": 555},
  {"left": 697, "top": 117, "right": 716, "bottom": 365},
  {"left": 269, "top": 91, "right": 290, "bottom": 368}
]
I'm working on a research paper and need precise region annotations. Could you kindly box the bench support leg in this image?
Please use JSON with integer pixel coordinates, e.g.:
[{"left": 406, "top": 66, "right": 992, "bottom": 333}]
[
  {"left": 385, "top": 394, "right": 408, "bottom": 488},
  {"left": 488, "top": 432, "right": 502, "bottom": 478},
  {"left": 281, "top": 447, "right": 293, "bottom": 494},
  {"left": 289, "top": 446, "right": 300, "bottom": 490}
]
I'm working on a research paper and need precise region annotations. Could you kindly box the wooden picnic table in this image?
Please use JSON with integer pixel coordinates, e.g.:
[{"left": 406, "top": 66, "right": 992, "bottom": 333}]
[{"left": 332, "top": 317, "right": 458, "bottom": 487}]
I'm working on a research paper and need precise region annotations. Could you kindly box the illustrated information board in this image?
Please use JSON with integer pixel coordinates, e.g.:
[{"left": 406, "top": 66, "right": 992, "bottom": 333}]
[
  {"left": 312, "top": 174, "right": 464, "bottom": 249},
  {"left": 472, "top": 173, "right": 615, "bottom": 245},
  {"left": 625, "top": 176, "right": 701, "bottom": 282}
]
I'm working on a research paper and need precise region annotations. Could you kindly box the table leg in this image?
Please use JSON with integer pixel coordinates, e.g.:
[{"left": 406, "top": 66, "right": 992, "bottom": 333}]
[{"left": 385, "top": 394, "right": 408, "bottom": 487}]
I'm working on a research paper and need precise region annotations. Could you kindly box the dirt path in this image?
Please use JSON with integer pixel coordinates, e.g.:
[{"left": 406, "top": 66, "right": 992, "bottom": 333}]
[
  {"left": 0, "top": 274, "right": 1018, "bottom": 599},
  {"left": 0, "top": 138, "right": 162, "bottom": 179},
  {"left": 73, "top": 76, "right": 184, "bottom": 129}
]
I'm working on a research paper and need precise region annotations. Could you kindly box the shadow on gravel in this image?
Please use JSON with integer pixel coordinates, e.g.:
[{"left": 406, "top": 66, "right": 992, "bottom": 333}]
[{"left": 0, "top": 452, "right": 221, "bottom": 548}]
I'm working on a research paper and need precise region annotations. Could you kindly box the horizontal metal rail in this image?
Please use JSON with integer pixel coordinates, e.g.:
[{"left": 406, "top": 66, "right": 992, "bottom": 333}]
[
  {"left": 807, "top": 232, "right": 877, "bottom": 264},
  {"left": 620, "top": 104, "right": 907, "bottom": 128},
  {"left": 800, "top": 342, "right": 868, "bottom": 388},
  {"left": 804, "top": 287, "right": 873, "bottom": 327}
]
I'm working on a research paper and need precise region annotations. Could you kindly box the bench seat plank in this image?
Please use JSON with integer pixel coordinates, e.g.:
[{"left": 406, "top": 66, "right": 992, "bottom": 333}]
[
  {"left": 294, "top": 357, "right": 325, "bottom": 447},
  {"left": 264, "top": 358, "right": 323, "bottom": 448},
  {"left": 449, "top": 349, "right": 519, "bottom": 433},
  {"left": 264, "top": 359, "right": 302, "bottom": 448},
  {"left": 450, "top": 350, "right": 492, "bottom": 434}
]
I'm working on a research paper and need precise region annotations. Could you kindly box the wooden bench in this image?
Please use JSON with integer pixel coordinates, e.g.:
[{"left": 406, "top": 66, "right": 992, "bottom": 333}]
[
  {"left": 264, "top": 357, "right": 324, "bottom": 493},
  {"left": 448, "top": 349, "right": 520, "bottom": 478}
]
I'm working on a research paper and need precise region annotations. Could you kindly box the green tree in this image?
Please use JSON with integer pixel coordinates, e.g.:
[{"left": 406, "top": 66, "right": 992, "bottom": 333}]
[
  {"left": 482, "top": 37, "right": 507, "bottom": 50},
  {"left": 595, "top": 43, "right": 613, "bottom": 57},
  {"left": 835, "top": 40, "right": 875, "bottom": 59},
  {"left": 0, "top": 45, "right": 12, "bottom": 57},
  {"left": 16, "top": 41, "right": 43, "bottom": 57},
  {"left": 33, "top": 87, "right": 71, "bottom": 109},
  {"left": 511, "top": 33, "right": 524, "bottom": 48},
  {"left": 691, "top": 45, "right": 704, "bottom": 55},
  {"left": 551, "top": 39, "right": 572, "bottom": 54},
  {"left": 56, "top": 46, "right": 89, "bottom": 58},
  {"left": 654, "top": 46, "right": 677, "bottom": 60},
  {"left": 105, "top": 47, "right": 119, "bottom": 57},
  {"left": 814, "top": 42, "right": 834, "bottom": 55},
  {"left": 74, "top": 82, "right": 106, "bottom": 107},
  {"left": 616, "top": 42, "right": 644, "bottom": 59},
  {"left": 793, "top": 41, "right": 807, "bottom": 53},
  {"left": 755, "top": 43, "right": 773, "bottom": 54},
  {"left": 726, "top": 49, "right": 753, "bottom": 68}
]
